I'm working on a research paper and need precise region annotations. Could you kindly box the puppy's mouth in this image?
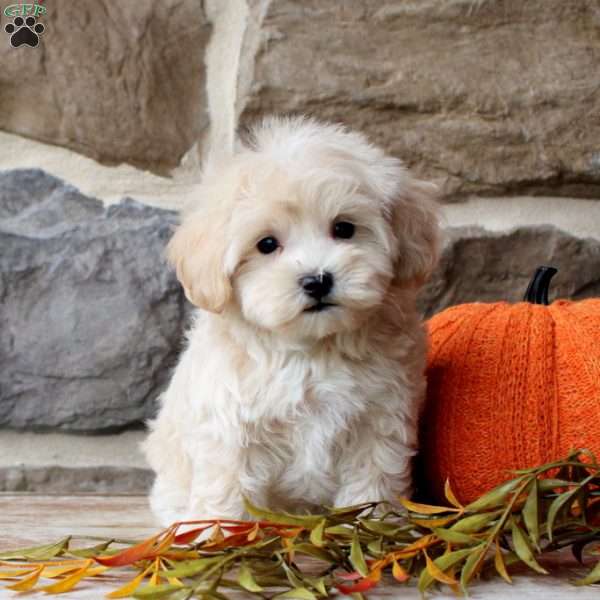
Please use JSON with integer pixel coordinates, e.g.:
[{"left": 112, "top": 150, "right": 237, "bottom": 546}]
[{"left": 304, "top": 302, "right": 337, "bottom": 313}]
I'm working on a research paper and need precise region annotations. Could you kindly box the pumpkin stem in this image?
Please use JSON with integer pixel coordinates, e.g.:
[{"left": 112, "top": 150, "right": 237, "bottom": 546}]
[{"left": 523, "top": 266, "right": 558, "bottom": 305}]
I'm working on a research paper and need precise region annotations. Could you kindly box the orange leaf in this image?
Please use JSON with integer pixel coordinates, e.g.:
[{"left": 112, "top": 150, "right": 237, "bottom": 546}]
[
  {"left": 173, "top": 526, "right": 212, "bottom": 545},
  {"left": 336, "top": 574, "right": 379, "bottom": 595},
  {"left": 39, "top": 560, "right": 94, "bottom": 594},
  {"left": 399, "top": 498, "right": 459, "bottom": 514},
  {"left": 147, "top": 531, "right": 176, "bottom": 558},
  {"left": 444, "top": 480, "right": 464, "bottom": 510},
  {"left": 277, "top": 526, "right": 304, "bottom": 539},
  {"left": 5, "top": 566, "right": 43, "bottom": 591},
  {"left": 424, "top": 550, "right": 458, "bottom": 585},
  {"left": 392, "top": 560, "right": 410, "bottom": 583},
  {"left": 94, "top": 534, "right": 162, "bottom": 567}
]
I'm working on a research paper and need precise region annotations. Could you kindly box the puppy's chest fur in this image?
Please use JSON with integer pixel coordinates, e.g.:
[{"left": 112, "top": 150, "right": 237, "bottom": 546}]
[{"left": 180, "top": 316, "right": 413, "bottom": 507}]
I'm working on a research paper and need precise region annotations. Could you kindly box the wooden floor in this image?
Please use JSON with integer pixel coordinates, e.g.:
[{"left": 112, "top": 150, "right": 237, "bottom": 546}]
[{"left": 0, "top": 494, "right": 599, "bottom": 599}]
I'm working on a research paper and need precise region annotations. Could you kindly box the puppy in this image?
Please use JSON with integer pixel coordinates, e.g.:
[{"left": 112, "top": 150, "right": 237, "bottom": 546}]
[{"left": 143, "top": 116, "right": 440, "bottom": 526}]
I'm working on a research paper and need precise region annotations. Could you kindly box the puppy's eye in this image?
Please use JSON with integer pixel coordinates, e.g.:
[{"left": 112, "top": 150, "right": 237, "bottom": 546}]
[
  {"left": 256, "top": 236, "right": 279, "bottom": 254},
  {"left": 332, "top": 221, "right": 355, "bottom": 240}
]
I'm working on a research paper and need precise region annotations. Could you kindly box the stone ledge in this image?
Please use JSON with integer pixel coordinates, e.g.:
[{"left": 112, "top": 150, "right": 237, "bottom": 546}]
[{"left": 0, "top": 431, "right": 150, "bottom": 493}]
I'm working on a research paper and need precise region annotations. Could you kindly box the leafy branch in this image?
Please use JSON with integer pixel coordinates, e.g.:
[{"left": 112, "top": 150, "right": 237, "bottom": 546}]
[{"left": 2, "top": 450, "right": 600, "bottom": 598}]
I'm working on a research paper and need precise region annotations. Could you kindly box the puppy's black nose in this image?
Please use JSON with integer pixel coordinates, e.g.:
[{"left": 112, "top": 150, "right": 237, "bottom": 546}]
[{"left": 300, "top": 272, "right": 334, "bottom": 300}]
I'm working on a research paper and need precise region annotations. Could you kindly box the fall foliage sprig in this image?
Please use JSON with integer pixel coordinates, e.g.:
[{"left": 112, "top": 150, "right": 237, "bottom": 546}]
[{"left": 2, "top": 449, "right": 600, "bottom": 598}]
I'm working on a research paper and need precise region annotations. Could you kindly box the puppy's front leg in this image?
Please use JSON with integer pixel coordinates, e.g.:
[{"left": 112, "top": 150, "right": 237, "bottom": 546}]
[
  {"left": 185, "top": 439, "right": 248, "bottom": 521},
  {"left": 334, "top": 414, "right": 416, "bottom": 507}
]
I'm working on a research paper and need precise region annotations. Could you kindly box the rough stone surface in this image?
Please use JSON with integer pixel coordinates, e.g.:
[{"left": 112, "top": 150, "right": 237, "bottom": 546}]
[
  {"left": 242, "top": 0, "right": 600, "bottom": 200},
  {"left": 0, "top": 466, "right": 152, "bottom": 493},
  {"left": 419, "top": 225, "right": 600, "bottom": 318},
  {"left": 0, "top": 169, "right": 187, "bottom": 431},
  {"left": 0, "top": 1, "right": 211, "bottom": 173}
]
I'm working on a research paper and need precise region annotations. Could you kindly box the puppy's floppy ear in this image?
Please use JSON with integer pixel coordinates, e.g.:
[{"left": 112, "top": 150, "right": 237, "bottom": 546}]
[
  {"left": 166, "top": 208, "right": 232, "bottom": 313},
  {"left": 391, "top": 177, "right": 441, "bottom": 287}
]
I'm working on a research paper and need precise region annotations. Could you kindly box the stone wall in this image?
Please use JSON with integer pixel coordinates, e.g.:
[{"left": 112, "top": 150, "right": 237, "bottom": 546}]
[
  {"left": 3, "top": 1, "right": 599, "bottom": 198},
  {"left": 0, "top": 1, "right": 599, "bottom": 463}
]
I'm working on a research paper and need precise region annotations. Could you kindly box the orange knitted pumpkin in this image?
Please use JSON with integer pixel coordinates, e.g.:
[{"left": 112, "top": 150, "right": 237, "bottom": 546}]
[{"left": 422, "top": 266, "right": 600, "bottom": 504}]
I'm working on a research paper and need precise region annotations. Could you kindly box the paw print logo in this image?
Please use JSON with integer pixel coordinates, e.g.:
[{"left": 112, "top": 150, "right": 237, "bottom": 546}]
[{"left": 5, "top": 15, "right": 45, "bottom": 48}]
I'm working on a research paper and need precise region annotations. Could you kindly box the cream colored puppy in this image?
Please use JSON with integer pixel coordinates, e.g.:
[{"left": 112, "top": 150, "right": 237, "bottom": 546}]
[{"left": 143, "top": 117, "right": 440, "bottom": 526}]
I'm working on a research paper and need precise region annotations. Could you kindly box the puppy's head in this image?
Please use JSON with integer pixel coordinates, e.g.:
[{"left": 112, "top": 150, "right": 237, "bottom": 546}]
[{"left": 168, "top": 117, "right": 440, "bottom": 340}]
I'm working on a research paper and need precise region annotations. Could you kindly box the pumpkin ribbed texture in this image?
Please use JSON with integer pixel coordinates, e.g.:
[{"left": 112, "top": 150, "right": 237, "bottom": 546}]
[{"left": 422, "top": 299, "right": 600, "bottom": 504}]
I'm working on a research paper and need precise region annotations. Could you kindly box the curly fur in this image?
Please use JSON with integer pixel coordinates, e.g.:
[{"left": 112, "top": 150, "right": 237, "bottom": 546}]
[{"left": 142, "top": 116, "right": 440, "bottom": 525}]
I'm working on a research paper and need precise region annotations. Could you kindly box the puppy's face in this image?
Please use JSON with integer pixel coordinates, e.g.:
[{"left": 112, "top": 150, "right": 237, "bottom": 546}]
[
  {"left": 168, "top": 119, "right": 439, "bottom": 341},
  {"left": 226, "top": 169, "right": 398, "bottom": 338}
]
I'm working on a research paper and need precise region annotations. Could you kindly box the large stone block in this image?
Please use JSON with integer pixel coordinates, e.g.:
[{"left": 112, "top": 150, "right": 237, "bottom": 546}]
[
  {"left": 0, "top": 1, "right": 210, "bottom": 172},
  {"left": 419, "top": 225, "right": 600, "bottom": 317},
  {"left": 0, "top": 169, "right": 187, "bottom": 431},
  {"left": 242, "top": 0, "right": 600, "bottom": 199}
]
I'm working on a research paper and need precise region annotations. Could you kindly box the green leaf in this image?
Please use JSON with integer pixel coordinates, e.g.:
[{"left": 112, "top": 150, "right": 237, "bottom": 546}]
[
  {"left": 537, "top": 478, "right": 572, "bottom": 492},
  {"left": 274, "top": 588, "right": 318, "bottom": 600},
  {"left": 160, "top": 557, "right": 223, "bottom": 578},
  {"left": 465, "top": 477, "right": 525, "bottom": 512},
  {"left": 161, "top": 590, "right": 193, "bottom": 600},
  {"left": 418, "top": 547, "right": 472, "bottom": 593},
  {"left": 281, "top": 562, "right": 305, "bottom": 589},
  {"left": 286, "top": 543, "right": 335, "bottom": 562},
  {"left": 546, "top": 487, "right": 580, "bottom": 540},
  {"left": 133, "top": 584, "right": 187, "bottom": 599},
  {"left": 367, "top": 537, "right": 383, "bottom": 555},
  {"left": 304, "top": 576, "right": 328, "bottom": 596},
  {"left": 576, "top": 560, "right": 600, "bottom": 585},
  {"left": 522, "top": 480, "right": 540, "bottom": 550},
  {"left": 309, "top": 519, "right": 326, "bottom": 547},
  {"left": 238, "top": 562, "right": 263, "bottom": 592},
  {"left": 432, "top": 527, "right": 478, "bottom": 546},
  {"left": 510, "top": 518, "right": 548, "bottom": 575},
  {"left": 244, "top": 498, "right": 323, "bottom": 527},
  {"left": 450, "top": 510, "right": 503, "bottom": 533},
  {"left": 324, "top": 525, "right": 353, "bottom": 537},
  {"left": 0, "top": 536, "right": 71, "bottom": 560},
  {"left": 359, "top": 518, "right": 403, "bottom": 537},
  {"left": 459, "top": 544, "right": 487, "bottom": 591},
  {"left": 68, "top": 540, "right": 113, "bottom": 558},
  {"left": 350, "top": 529, "right": 369, "bottom": 577}
]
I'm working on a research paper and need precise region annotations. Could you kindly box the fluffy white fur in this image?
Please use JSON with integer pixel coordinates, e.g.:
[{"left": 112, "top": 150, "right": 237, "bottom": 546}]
[{"left": 142, "top": 116, "right": 440, "bottom": 526}]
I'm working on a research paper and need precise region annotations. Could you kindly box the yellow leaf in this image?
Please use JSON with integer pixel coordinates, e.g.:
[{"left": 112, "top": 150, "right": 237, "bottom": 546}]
[
  {"left": 392, "top": 560, "right": 410, "bottom": 583},
  {"left": 5, "top": 566, "right": 43, "bottom": 591},
  {"left": 246, "top": 522, "right": 260, "bottom": 542},
  {"left": 309, "top": 519, "right": 326, "bottom": 548},
  {"left": 444, "top": 480, "right": 464, "bottom": 510},
  {"left": 39, "top": 559, "right": 93, "bottom": 594},
  {"left": 411, "top": 515, "right": 459, "bottom": 528},
  {"left": 399, "top": 497, "right": 460, "bottom": 515},
  {"left": 42, "top": 565, "right": 84, "bottom": 579},
  {"left": 0, "top": 568, "right": 37, "bottom": 580},
  {"left": 424, "top": 550, "right": 458, "bottom": 585},
  {"left": 107, "top": 564, "right": 154, "bottom": 599},
  {"left": 282, "top": 537, "right": 295, "bottom": 563},
  {"left": 205, "top": 524, "right": 225, "bottom": 546},
  {"left": 398, "top": 534, "right": 436, "bottom": 554},
  {"left": 494, "top": 540, "right": 512, "bottom": 583}
]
